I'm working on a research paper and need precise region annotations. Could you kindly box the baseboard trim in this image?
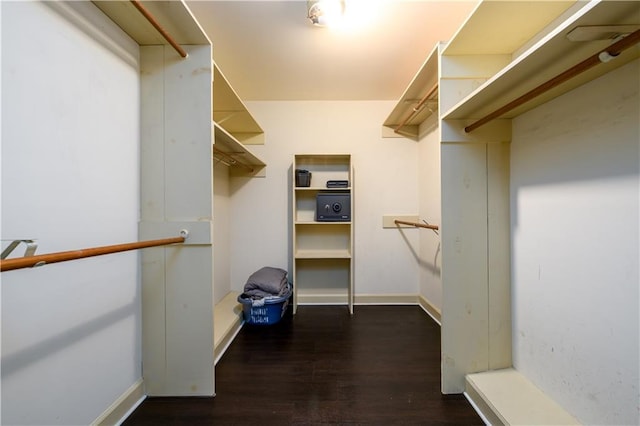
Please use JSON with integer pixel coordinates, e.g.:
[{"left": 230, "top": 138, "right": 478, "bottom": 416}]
[
  {"left": 354, "top": 294, "right": 418, "bottom": 305},
  {"left": 417, "top": 294, "right": 441, "bottom": 325},
  {"left": 297, "top": 294, "right": 349, "bottom": 305},
  {"left": 92, "top": 378, "right": 145, "bottom": 426},
  {"left": 297, "top": 293, "right": 442, "bottom": 325}
]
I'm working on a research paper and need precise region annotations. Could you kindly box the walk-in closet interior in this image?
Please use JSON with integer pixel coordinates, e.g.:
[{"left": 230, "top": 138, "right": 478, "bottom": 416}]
[{"left": 1, "top": 1, "right": 638, "bottom": 425}]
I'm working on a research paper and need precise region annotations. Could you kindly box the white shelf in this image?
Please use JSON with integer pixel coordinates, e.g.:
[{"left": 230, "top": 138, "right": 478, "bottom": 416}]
[
  {"left": 466, "top": 369, "right": 579, "bottom": 425},
  {"left": 213, "top": 65, "right": 264, "bottom": 145},
  {"left": 213, "top": 291, "right": 243, "bottom": 364},
  {"left": 212, "top": 63, "right": 267, "bottom": 175},
  {"left": 294, "top": 249, "right": 352, "bottom": 259},
  {"left": 295, "top": 187, "right": 352, "bottom": 191},
  {"left": 295, "top": 221, "right": 352, "bottom": 225}
]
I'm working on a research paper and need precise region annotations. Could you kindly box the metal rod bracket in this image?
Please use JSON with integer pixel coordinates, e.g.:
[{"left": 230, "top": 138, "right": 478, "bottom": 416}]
[{"left": 1, "top": 240, "right": 38, "bottom": 259}]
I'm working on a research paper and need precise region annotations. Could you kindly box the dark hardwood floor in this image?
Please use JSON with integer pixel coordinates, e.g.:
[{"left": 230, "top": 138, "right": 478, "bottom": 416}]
[{"left": 122, "top": 305, "right": 483, "bottom": 425}]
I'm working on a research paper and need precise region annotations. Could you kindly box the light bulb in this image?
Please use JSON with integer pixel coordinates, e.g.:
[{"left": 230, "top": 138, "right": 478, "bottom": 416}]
[{"left": 308, "top": 0, "right": 345, "bottom": 27}]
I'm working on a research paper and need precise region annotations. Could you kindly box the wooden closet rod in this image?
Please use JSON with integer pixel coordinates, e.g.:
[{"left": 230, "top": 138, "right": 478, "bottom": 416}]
[
  {"left": 130, "top": 0, "right": 188, "bottom": 58},
  {"left": 395, "top": 219, "right": 439, "bottom": 230},
  {"left": 0, "top": 235, "right": 186, "bottom": 272},
  {"left": 213, "top": 146, "right": 255, "bottom": 172},
  {"left": 395, "top": 83, "right": 439, "bottom": 133},
  {"left": 465, "top": 29, "right": 640, "bottom": 133}
]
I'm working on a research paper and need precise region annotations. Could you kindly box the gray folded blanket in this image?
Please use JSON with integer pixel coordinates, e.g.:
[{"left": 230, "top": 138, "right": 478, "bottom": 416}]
[{"left": 243, "top": 266, "right": 288, "bottom": 299}]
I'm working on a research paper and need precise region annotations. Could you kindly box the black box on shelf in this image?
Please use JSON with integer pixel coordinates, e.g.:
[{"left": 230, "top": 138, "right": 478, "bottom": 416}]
[{"left": 316, "top": 193, "right": 351, "bottom": 222}]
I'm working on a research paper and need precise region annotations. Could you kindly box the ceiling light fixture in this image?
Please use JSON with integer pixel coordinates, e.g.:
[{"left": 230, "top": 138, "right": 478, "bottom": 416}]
[{"left": 307, "top": 0, "right": 345, "bottom": 27}]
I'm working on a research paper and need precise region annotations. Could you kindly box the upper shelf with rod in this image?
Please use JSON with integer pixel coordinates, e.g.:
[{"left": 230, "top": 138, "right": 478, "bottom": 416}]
[
  {"left": 94, "top": 1, "right": 267, "bottom": 174},
  {"left": 212, "top": 63, "right": 266, "bottom": 176},
  {"left": 440, "top": 0, "right": 640, "bottom": 130},
  {"left": 213, "top": 65, "right": 264, "bottom": 146},
  {"left": 382, "top": 43, "right": 441, "bottom": 141},
  {"left": 213, "top": 123, "right": 266, "bottom": 177}
]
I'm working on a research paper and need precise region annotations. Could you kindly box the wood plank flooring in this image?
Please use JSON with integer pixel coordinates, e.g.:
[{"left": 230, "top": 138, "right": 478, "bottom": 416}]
[{"left": 122, "top": 305, "right": 483, "bottom": 425}]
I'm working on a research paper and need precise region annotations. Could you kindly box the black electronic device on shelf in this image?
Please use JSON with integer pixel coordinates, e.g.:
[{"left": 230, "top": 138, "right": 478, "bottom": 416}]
[{"left": 326, "top": 180, "right": 349, "bottom": 188}]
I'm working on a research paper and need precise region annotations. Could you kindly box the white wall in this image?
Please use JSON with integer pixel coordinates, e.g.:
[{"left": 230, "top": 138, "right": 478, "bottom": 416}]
[
  {"left": 1, "top": 2, "right": 141, "bottom": 424},
  {"left": 417, "top": 113, "right": 442, "bottom": 311},
  {"left": 511, "top": 59, "right": 639, "bottom": 425},
  {"left": 231, "top": 101, "right": 421, "bottom": 298}
]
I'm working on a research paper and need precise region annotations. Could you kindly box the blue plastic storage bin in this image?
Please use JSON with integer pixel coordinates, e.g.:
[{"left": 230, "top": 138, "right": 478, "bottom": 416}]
[{"left": 237, "top": 283, "right": 292, "bottom": 325}]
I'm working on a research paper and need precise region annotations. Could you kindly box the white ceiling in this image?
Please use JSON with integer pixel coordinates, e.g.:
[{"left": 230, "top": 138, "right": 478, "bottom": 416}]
[{"left": 186, "top": 1, "right": 479, "bottom": 101}]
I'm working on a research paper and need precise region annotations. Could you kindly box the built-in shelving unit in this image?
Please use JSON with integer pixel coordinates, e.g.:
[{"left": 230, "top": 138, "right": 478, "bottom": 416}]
[
  {"left": 210, "top": 64, "right": 265, "bottom": 356},
  {"left": 93, "top": 0, "right": 268, "bottom": 396},
  {"left": 440, "top": 0, "right": 640, "bottom": 128},
  {"left": 95, "top": 0, "right": 217, "bottom": 397},
  {"left": 386, "top": 0, "right": 639, "bottom": 142},
  {"left": 382, "top": 0, "right": 640, "bottom": 420},
  {"left": 292, "top": 154, "right": 354, "bottom": 315}
]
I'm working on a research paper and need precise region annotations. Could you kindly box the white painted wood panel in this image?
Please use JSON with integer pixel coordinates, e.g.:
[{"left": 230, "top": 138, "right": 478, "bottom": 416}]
[
  {"left": 139, "top": 43, "right": 214, "bottom": 396},
  {"left": 440, "top": 143, "right": 489, "bottom": 393},
  {"left": 139, "top": 46, "right": 166, "bottom": 222},
  {"left": 163, "top": 46, "right": 213, "bottom": 221}
]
